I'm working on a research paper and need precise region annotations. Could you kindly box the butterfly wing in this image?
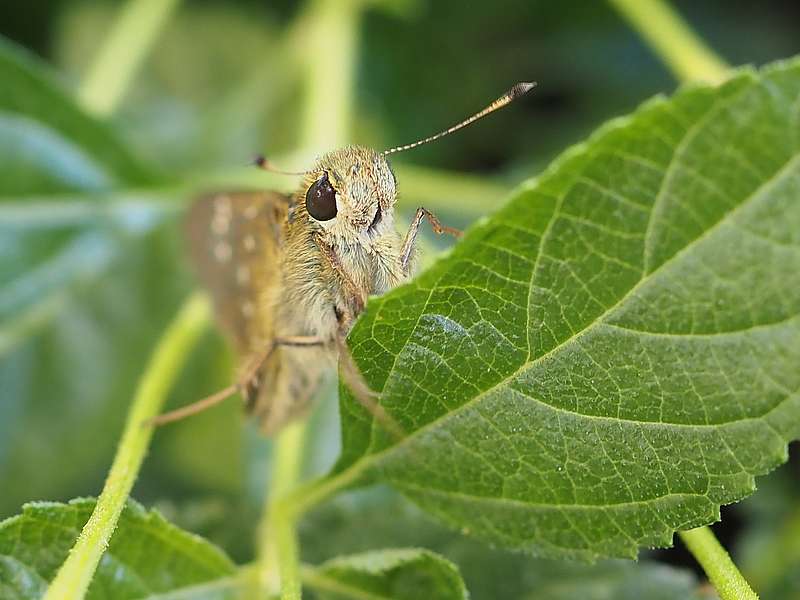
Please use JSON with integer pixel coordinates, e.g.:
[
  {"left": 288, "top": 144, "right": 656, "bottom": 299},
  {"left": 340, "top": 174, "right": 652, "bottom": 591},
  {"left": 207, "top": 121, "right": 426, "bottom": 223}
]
[
  {"left": 185, "top": 191, "right": 289, "bottom": 355},
  {"left": 185, "top": 190, "right": 328, "bottom": 434}
]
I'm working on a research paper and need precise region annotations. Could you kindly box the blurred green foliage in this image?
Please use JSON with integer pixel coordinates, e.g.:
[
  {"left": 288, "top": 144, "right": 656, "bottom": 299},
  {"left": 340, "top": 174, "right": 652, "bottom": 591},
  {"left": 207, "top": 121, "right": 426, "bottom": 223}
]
[{"left": 0, "top": 0, "right": 798, "bottom": 598}]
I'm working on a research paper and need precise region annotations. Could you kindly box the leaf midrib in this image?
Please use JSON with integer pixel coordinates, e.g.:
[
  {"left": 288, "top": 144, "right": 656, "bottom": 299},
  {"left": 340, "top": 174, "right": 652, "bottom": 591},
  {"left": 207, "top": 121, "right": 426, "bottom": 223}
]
[{"left": 395, "top": 481, "right": 710, "bottom": 511}]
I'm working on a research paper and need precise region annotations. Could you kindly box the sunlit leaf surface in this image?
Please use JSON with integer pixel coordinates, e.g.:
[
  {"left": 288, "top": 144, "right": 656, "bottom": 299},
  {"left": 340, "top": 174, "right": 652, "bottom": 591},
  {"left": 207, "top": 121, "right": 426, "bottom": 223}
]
[{"left": 338, "top": 58, "right": 800, "bottom": 560}]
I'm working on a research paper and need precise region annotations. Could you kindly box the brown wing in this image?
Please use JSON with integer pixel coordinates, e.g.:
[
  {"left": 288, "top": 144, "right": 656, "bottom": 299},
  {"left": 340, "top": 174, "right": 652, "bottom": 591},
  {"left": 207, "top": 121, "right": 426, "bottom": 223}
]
[
  {"left": 186, "top": 190, "right": 329, "bottom": 434},
  {"left": 185, "top": 190, "right": 290, "bottom": 355}
]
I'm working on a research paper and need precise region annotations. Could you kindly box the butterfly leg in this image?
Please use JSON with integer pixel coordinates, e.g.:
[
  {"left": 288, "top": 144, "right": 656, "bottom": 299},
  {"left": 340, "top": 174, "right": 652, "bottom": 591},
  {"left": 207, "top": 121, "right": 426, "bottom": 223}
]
[
  {"left": 313, "top": 231, "right": 367, "bottom": 323},
  {"left": 400, "top": 207, "right": 462, "bottom": 274},
  {"left": 145, "top": 335, "right": 323, "bottom": 427},
  {"left": 313, "top": 233, "right": 408, "bottom": 439}
]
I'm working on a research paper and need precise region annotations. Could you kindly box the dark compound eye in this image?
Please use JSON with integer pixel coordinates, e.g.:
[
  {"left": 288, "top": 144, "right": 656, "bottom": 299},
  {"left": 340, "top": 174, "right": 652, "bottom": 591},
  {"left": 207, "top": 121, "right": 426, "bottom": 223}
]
[{"left": 305, "top": 173, "right": 338, "bottom": 221}]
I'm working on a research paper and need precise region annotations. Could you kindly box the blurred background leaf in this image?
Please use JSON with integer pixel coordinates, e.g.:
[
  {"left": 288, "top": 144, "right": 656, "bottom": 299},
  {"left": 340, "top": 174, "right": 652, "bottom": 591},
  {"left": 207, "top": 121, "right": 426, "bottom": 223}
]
[
  {"left": 303, "top": 548, "right": 468, "bottom": 600},
  {"left": 734, "top": 459, "right": 800, "bottom": 598},
  {"left": 0, "top": 0, "right": 798, "bottom": 596},
  {"left": 0, "top": 498, "right": 238, "bottom": 600},
  {"left": 299, "top": 487, "right": 704, "bottom": 600},
  {"left": 0, "top": 493, "right": 702, "bottom": 600}
]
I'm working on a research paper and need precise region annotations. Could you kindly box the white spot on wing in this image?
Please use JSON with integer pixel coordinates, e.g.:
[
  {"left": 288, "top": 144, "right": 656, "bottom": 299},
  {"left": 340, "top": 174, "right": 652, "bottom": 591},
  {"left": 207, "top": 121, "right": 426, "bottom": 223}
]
[
  {"left": 214, "top": 194, "right": 232, "bottom": 214},
  {"left": 212, "top": 195, "right": 233, "bottom": 234},
  {"left": 236, "top": 265, "right": 250, "bottom": 285},
  {"left": 243, "top": 235, "right": 256, "bottom": 251},
  {"left": 244, "top": 204, "right": 258, "bottom": 220},
  {"left": 214, "top": 242, "right": 232, "bottom": 262},
  {"left": 211, "top": 213, "right": 229, "bottom": 235}
]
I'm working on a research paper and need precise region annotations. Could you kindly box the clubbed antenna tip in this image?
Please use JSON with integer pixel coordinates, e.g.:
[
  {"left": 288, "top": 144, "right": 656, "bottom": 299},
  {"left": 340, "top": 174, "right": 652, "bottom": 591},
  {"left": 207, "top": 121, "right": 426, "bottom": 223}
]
[
  {"left": 382, "top": 80, "right": 538, "bottom": 156},
  {"left": 509, "top": 81, "right": 537, "bottom": 98}
]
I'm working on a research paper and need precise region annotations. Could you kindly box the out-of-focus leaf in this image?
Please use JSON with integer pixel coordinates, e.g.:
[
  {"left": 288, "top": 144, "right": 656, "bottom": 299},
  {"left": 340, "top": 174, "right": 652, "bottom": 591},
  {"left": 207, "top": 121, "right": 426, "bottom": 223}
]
[
  {"left": 335, "top": 58, "right": 800, "bottom": 560},
  {"left": 0, "top": 35, "right": 240, "bottom": 519},
  {"left": 0, "top": 498, "right": 237, "bottom": 600},
  {"left": 0, "top": 36, "right": 158, "bottom": 193},
  {"left": 298, "top": 488, "right": 702, "bottom": 600},
  {"left": 0, "top": 494, "right": 701, "bottom": 600},
  {"left": 55, "top": 4, "right": 299, "bottom": 171},
  {"left": 514, "top": 562, "right": 703, "bottom": 600},
  {"left": 736, "top": 457, "right": 800, "bottom": 599},
  {"left": 303, "top": 548, "right": 467, "bottom": 600}
]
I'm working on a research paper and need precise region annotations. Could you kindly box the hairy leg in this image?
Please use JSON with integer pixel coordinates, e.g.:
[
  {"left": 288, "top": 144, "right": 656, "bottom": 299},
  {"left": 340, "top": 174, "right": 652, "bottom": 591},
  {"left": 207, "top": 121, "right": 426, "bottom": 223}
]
[
  {"left": 144, "top": 335, "right": 324, "bottom": 427},
  {"left": 400, "top": 207, "right": 462, "bottom": 273}
]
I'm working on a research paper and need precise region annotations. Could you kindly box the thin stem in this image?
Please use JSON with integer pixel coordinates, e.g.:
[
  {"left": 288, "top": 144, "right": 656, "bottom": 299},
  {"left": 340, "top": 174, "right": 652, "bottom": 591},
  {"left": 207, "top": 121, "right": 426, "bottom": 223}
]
[
  {"left": 392, "top": 164, "right": 511, "bottom": 215},
  {"left": 43, "top": 293, "right": 211, "bottom": 600},
  {"left": 259, "top": 420, "right": 308, "bottom": 600},
  {"left": 78, "top": 0, "right": 182, "bottom": 116},
  {"left": 679, "top": 526, "right": 759, "bottom": 600},
  {"left": 608, "top": 0, "right": 729, "bottom": 84},
  {"left": 255, "top": 2, "right": 366, "bottom": 597},
  {"left": 189, "top": 163, "right": 511, "bottom": 218},
  {"left": 297, "top": 0, "right": 363, "bottom": 155},
  {"left": 283, "top": 456, "right": 368, "bottom": 521}
]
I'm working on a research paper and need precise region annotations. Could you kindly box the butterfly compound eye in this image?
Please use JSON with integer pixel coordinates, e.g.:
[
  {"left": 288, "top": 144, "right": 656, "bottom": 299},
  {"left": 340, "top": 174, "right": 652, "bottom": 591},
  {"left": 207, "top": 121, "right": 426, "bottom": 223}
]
[{"left": 305, "top": 173, "right": 338, "bottom": 221}]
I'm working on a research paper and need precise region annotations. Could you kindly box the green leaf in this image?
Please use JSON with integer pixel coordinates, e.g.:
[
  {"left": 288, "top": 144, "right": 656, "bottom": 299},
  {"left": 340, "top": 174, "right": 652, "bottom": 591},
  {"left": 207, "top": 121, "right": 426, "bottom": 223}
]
[
  {"left": 511, "top": 561, "right": 701, "bottom": 600},
  {"left": 335, "top": 57, "right": 800, "bottom": 560},
  {"left": 299, "top": 488, "right": 702, "bottom": 600},
  {"left": 0, "top": 498, "right": 236, "bottom": 600},
  {"left": 303, "top": 548, "right": 467, "bottom": 600},
  {"left": 0, "top": 35, "right": 240, "bottom": 520},
  {"left": 735, "top": 463, "right": 800, "bottom": 599},
  {"left": 0, "top": 36, "right": 158, "bottom": 194}
]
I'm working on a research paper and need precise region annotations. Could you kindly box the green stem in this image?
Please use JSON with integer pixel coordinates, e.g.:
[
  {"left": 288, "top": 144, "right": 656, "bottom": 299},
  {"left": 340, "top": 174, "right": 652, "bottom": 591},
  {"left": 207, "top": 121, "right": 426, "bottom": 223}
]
[
  {"left": 392, "top": 163, "right": 511, "bottom": 215},
  {"left": 284, "top": 456, "right": 367, "bottom": 521},
  {"left": 254, "top": 2, "right": 366, "bottom": 597},
  {"left": 43, "top": 293, "right": 211, "bottom": 600},
  {"left": 608, "top": 0, "right": 729, "bottom": 84},
  {"left": 297, "top": 0, "right": 363, "bottom": 155},
  {"left": 259, "top": 420, "right": 308, "bottom": 600},
  {"left": 189, "top": 163, "right": 511, "bottom": 218},
  {"left": 78, "top": 0, "right": 182, "bottom": 116},
  {"left": 679, "top": 526, "right": 759, "bottom": 600}
]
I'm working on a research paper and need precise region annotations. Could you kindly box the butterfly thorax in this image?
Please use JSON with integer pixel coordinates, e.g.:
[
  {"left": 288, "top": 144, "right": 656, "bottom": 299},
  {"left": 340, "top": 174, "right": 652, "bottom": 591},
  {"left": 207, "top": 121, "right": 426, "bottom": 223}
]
[
  {"left": 278, "top": 206, "right": 408, "bottom": 344},
  {"left": 254, "top": 146, "right": 408, "bottom": 433},
  {"left": 276, "top": 145, "right": 408, "bottom": 339}
]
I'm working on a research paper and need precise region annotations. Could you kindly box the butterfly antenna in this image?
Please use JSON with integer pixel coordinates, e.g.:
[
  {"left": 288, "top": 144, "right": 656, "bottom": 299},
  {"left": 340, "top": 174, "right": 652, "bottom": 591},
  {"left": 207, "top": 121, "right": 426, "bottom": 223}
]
[
  {"left": 253, "top": 154, "right": 309, "bottom": 176},
  {"left": 382, "top": 81, "right": 536, "bottom": 156}
]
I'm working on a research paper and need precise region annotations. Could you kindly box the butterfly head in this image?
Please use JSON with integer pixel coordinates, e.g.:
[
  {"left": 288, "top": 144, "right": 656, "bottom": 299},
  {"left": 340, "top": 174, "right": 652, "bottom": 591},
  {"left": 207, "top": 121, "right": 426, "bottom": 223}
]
[
  {"left": 299, "top": 145, "right": 397, "bottom": 241},
  {"left": 282, "top": 82, "right": 538, "bottom": 242}
]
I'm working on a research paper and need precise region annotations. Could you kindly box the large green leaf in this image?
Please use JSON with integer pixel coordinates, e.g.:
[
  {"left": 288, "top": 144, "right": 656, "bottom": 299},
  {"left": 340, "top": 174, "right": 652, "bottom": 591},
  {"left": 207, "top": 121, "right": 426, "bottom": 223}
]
[
  {"left": 0, "top": 498, "right": 236, "bottom": 600},
  {"left": 336, "top": 57, "right": 800, "bottom": 560},
  {"left": 304, "top": 548, "right": 467, "bottom": 600}
]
